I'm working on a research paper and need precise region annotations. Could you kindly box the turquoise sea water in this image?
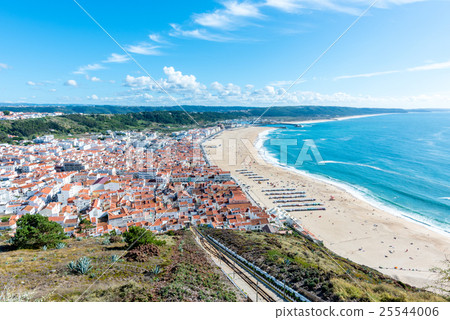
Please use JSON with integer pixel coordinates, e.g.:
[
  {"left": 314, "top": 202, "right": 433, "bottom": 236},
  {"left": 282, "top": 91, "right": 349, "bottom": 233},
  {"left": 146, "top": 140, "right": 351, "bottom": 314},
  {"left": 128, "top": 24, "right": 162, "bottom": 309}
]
[{"left": 261, "top": 112, "right": 450, "bottom": 234}]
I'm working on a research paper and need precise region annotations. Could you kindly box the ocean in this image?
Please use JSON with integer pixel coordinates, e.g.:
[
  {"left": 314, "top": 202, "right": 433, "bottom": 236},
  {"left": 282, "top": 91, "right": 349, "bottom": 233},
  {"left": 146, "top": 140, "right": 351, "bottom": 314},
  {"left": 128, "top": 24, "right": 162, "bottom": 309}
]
[{"left": 260, "top": 112, "right": 450, "bottom": 235}]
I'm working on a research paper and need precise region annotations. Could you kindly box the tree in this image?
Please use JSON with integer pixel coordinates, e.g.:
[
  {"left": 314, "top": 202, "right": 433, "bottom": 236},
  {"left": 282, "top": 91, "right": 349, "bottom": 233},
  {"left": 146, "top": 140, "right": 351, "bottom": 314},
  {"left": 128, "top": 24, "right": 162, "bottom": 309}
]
[
  {"left": 2, "top": 110, "right": 10, "bottom": 116},
  {"left": 123, "top": 226, "right": 165, "bottom": 249},
  {"left": 77, "top": 217, "right": 93, "bottom": 233},
  {"left": 12, "top": 214, "right": 67, "bottom": 249},
  {"left": 430, "top": 257, "right": 450, "bottom": 297}
]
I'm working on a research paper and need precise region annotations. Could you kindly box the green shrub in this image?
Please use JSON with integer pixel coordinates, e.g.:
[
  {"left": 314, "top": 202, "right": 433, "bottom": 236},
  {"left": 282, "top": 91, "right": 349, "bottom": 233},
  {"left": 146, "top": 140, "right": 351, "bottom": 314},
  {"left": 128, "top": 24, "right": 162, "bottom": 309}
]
[
  {"left": 123, "top": 226, "right": 165, "bottom": 250},
  {"left": 12, "top": 214, "right": 67, "bottom": 249}
]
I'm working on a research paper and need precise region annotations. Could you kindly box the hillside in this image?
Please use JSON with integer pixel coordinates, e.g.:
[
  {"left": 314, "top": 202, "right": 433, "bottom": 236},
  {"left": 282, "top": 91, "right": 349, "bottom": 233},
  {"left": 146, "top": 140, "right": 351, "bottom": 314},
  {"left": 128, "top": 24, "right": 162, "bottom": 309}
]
[
  {"left": 203, "top": 228, "right": 447, "bottom": 302},
  {"left": 0, "top": 230, "right": 244, "bottom": 302},
  {"left": 0, "top": 111, "right": 243, "bottom": 143},
  {"left": 1, "top": 227, "right": 446, "bottom": 302}
]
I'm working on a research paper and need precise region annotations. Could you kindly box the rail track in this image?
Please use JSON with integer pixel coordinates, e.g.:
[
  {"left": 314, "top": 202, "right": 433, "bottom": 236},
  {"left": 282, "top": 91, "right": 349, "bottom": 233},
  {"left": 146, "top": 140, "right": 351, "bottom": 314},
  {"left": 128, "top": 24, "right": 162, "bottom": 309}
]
[
  {"left": 192, "top": 227, "right": 276, "bottom": 302},
  {"left": 192, "top": 227, "right": 300, "bottom": 302}
]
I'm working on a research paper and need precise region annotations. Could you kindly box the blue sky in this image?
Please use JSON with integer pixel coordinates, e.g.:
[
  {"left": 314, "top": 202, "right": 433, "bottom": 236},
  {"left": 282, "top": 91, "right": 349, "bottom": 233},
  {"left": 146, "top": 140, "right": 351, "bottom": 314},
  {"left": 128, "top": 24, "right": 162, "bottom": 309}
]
[{"left": 1, "top": 0, "right": 449, "bottom": 108}]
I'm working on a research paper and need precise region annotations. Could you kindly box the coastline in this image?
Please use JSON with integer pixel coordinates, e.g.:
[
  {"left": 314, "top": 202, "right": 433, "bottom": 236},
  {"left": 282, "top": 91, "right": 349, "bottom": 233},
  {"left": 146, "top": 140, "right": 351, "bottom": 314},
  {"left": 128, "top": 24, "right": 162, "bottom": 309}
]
[
  {"left": 257, "top": 130, "right": 450, "bottom": 238},
  {"left": 203, "top": 124, "right": 450, "bottom": 290}
]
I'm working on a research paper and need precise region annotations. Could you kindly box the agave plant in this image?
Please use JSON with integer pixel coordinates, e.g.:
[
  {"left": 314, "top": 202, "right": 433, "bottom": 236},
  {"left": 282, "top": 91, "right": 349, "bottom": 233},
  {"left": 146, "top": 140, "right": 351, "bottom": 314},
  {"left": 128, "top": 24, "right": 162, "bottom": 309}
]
[
  {"left": 77, "top": 257, "right": 92, "bottom": 274},
  {"left": 110, "top": 254, "right": 120, "bottom": 263},
  {"left": 102, "top": 238, "right": 110, "bottom": 245},
  {"left": 67, "top": 256, "right": 92, "bottom": 275},
  {"left": 76, "top": 237, "right": 83, "bottom": 241},
  {"left": 67, "top": 260, "right": 77, "bottom": 273},
  {"left": 150, "top": 265, "right": 161, "bottom": 277},
  {"left": 56, "top": 242, "right": 66, "bottom": 249},
  {"left": 42, "top": 245, "right": 47, "bottom": 251}
]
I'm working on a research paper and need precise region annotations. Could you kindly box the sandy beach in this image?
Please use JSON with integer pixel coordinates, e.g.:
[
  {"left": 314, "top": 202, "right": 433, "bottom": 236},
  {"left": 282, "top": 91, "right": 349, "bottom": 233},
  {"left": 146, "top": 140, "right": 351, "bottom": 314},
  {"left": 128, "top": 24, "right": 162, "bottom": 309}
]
[{"left": 203, "top": 124, "right": 450, "bottom": 291}]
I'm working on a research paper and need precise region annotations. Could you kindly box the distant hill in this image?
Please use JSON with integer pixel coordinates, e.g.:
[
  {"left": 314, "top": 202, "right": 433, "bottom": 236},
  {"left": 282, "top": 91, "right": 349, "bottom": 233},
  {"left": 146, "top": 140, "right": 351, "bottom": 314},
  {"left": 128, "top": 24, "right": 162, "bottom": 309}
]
[
  {"left": 0, "top": 106, "right": 410, "bottom": 143},
  {"left": 0, "top": 111, "right": 243, "bottom": 143},
  {"left": 0, "top": 104, "right": 409, "bottom": 115}
]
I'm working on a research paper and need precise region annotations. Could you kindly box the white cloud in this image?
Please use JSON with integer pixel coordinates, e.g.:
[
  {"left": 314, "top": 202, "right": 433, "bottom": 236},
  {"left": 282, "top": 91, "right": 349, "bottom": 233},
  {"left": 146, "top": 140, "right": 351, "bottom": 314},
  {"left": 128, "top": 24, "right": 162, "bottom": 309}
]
[
  {"left": 225, "top": 1, "right": 262, "bottom": 17},
  {"left": 169, "top": 24, "right": 230, "bottom": 42},
  {"left": 26, "top": 80, "right": 54, "bottom": 86},
  {"left": 269, "top": 79, "right": 307, "bottom": 87},
  {"left": 266, "top": 0, "right": 428, "bottom": 14},
  {"left": 195, "top": 12, "right": 233, "bottom": 29},
  {"left": 210, "top": 81, "right": 242, "bottom": 96},
  {"left": 88, "top": 94, "right": 99, "bottom": 100},
  {"left": 90, "top": 77, "right": 101, "bottom": 82},
  {"left": 74, "top": 63, "right": 105, "bottom": 75},
  {"left": 376, "top": 0, "right": 428, "bottom": 7},
  {"left": 27, "top": 81, "right": 46, "bottom": 86},
  {"left": 335, "top": 70, "right": 400, "bottom": 80},
  {"left": 124, "top": 67, "right": 299, "bottom": 105},
  {"left": 120, "top": 65, "right": 450, "bottom": 108},
  {"left": 290, "top": 90, "right": 450, "bottom": 109},
  {"left": 162, "top": 66, "right": 205, "bottom": 91},
  {"left": 265, "top": 0, "right": 362, "bottom": 15},
  {"left": 265, "top": 0, "right": 302, "bottom": 13},
  {"left": 407, "top": 60, "right": 450, "bottom": 72},
  {"left": 335, "top": 60, "right": 450, "bottom": 80},
  {"left": 103, "top": 53, "right": 129, "bottom": 63},
  {"left": 167, "top": 0, "right": 429, "bottom": 44},
  {"left": 211, "top": 81, "right": 224, "bottom": 91},
  {"left": 194, "top": 1, "right": 262, "bottom": 30},
  {"left": 126, "top": 43, "right": 160, "bottom": 55},
  {"left": 125, "top": 75, "right": 154, "bottom": 88},
  {"left": 123, "top": 67, "right": 296, "bottom": 105},
  {"left": 149, "top": 33, "right": 166, "bottom": 43},
  {"left": 125, "top": 66, "right": 205, "bottom": 93},
  {"left": 64, "top": 80, "right": 78, "bottom": 87},
  {"left": 0, "top": 63, "right": 9, "bottom": 71},
  {"left": 49, "top": 89, "right": 57, "bottom": 92}
]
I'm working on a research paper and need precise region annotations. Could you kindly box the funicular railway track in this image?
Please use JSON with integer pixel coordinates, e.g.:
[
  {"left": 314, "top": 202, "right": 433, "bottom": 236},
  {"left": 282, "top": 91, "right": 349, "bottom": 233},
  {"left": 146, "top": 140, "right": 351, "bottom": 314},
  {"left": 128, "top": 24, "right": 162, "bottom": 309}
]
[
  {"left": 191, "top": 227, "right": 277, "bottom": 302},
  {"left": 191, "top": 227, "right": 311, "bottom": 302}
]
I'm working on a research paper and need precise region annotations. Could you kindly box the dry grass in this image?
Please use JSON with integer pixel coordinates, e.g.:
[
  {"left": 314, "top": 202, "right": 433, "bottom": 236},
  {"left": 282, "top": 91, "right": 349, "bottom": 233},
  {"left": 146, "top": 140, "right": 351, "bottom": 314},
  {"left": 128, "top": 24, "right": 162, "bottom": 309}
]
[{"left": 0, "top": 232, "right": 242, "bottom": 302}]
